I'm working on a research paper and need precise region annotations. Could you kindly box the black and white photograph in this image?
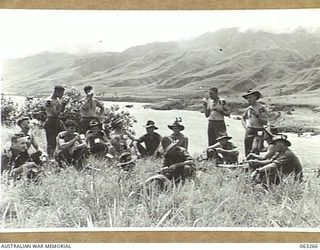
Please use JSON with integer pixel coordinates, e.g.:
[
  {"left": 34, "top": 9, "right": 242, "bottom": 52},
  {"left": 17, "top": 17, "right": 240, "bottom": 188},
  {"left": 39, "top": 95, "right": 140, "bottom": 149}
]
[{"left": 1, "top": 9, "right": 320, "bottom": 230}]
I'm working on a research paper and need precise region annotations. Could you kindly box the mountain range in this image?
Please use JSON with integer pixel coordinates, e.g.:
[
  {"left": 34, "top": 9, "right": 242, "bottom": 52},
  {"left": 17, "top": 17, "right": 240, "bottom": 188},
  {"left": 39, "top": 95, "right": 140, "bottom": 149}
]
[{"left": 2, "top": 28, "right": 320, "bottom": 100}]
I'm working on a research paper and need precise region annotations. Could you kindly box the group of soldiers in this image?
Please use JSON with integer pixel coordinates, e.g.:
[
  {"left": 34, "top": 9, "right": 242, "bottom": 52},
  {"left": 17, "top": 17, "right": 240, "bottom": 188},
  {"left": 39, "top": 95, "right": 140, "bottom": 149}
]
[{"left": 1, "top": 85, "right": 303, "bottom": 188}]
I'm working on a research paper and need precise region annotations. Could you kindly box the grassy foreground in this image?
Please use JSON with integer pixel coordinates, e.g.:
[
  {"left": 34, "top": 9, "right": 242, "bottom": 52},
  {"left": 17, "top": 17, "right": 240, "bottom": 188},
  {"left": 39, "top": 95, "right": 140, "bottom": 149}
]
[{"left": 1, "top": 126, "right": 320, "bottom": 228}]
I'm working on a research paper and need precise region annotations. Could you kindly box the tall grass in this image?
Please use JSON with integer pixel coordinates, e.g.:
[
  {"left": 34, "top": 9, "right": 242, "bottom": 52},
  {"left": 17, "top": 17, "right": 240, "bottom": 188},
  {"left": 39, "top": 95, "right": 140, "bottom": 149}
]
[{"left": 1, "top": 126, "right": 320, "bottom": 228}]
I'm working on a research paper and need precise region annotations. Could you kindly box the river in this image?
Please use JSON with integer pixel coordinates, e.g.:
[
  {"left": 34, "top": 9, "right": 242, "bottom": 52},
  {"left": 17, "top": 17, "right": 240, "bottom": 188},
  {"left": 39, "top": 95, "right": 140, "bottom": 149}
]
[
  {"left": 3, "top": 97, "right": 320, "bottom": 173},
  {"left": 105, "top": 101, "right": 320, "bottom": 175}
]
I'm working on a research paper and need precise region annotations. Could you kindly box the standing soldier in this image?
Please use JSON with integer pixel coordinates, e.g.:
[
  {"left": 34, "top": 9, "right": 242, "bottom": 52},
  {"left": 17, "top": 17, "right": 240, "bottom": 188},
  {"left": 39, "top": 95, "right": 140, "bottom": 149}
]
[
  {"left": 44, "top": 85, "right": 68, "bottom": 158},
  {"left": 203, "top": 87, "right": 230, "bottom": 146},
  {"left": 241, "top": 89, "right": 268, "bottom": 156},
  {"left": 78, "top": 85, "right": 105, "bottom": 134}
]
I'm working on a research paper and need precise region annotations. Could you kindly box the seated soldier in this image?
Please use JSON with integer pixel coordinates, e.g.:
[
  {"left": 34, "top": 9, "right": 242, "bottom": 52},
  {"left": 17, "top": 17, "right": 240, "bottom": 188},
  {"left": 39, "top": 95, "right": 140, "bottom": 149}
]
[
  {"left": 207, "top": 132, "right": 239, "bottom": 164},
  {"left": 1, "top": 134, "right": 41, "bottom": 181},
  {"left": 246, "top": 125, "right": 280, "bottom": 161},
  {"left": 85, "top": 120, "right": 110, "bottom": 158},
  {"left": 125, "top": 120, "right": 161, "bottom": 158},
  {"left": 250, "top": 134, "right": 303, "bottom": 186},
  {"left": 109, "top": 117, "right": 131, "bottom": 156},
  {"left": 116, "top": 152, "right": 137, "bottom": 171},
  {"left": 168, "top": 118, "right": 189, "bottom": 149},
  {"left": 17, "top": 117, "right": 44, "bottom": 164},
  {"left": 144, "top": 136, "right": 195, "bottom": 187},
  {"left": 55, "top": 120, "right": 88, "bottom": 170}
]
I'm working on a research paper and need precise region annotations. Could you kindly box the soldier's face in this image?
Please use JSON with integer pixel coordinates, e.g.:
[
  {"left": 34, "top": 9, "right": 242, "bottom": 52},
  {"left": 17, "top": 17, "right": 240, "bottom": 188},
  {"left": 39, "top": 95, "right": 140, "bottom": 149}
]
[
  {"left": 66, "top": 126, "right": 77, "bottom": 133},
  {"left": 274, "top": 140, "right": 286, "bottom": 151},
  {"left": 12, "top": 138, "right": 28, "bottom": 152},
  {"left": 20, "top": 120, "right": 30, "bottom": 129},
  {"left": 219, "top": 138, "right": 228, "bottom": 146},
  {"left": 246, "top": 95, "right": 258, "bottom": 104},
  {"left": 146, "top": 127, "right": 154, "bottom": 134},
  {"left": 56, "top": 90, "right": 64, "bottom": 98},
  {"left": 172, "top": 127, "right": 180, "bottom": 133},
  {"left": 209, "top": 90, "right": 218, "bottom": 99}
]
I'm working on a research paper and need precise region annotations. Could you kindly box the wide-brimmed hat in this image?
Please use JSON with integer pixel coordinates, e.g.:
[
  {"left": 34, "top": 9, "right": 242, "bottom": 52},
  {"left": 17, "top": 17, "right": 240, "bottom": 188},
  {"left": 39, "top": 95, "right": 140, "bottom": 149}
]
[
  {"left": 161, "top": 136, "right": 178, "bottom": 154},
  {"left": 168, "top": 118, "right": 185, "bottom": 131},
  {"left": 242, "top": 89, "right": 262, "bottom": 100},
  {"left": 117, "top": 152, "right": 137, "bottom": 167},
  {"left": 270, "top": 134, "right": 291, "bottom": 147},
  {"left": 263, "top": 125, "right": 279, "bottom": 137},
  {"left": 143, "top": 120, "right": 158, "bottom": 130},
  {"left": 216, "top": 132, "right": 232, "bottom": 141},
  {"left": 17, "top": 117, "right": 29, "bottom": 127},
  {"left": 89, "top": 120, "right": 101, "bottom": 128}
]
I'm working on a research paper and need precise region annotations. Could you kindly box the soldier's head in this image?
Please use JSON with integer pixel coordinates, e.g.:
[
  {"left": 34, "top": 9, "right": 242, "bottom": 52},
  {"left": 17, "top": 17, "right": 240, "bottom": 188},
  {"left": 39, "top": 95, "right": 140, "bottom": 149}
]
[
  {"left": 17, "top": 117, "right": 30, "bottom": 130},
  {"left": 216, "top": 132, "right": 232, "bottom": 147},
  {"left": 65, "top": 120, "right": 77, "bottom": 133},
  {"left": 11, "top": 134, "right": 28, "bottom": 152},
  {"left": 270, "top": 134, "right": 291, "bottom": 152},
  {"left": 84, "top": 85, "right": 94, "bottom": 98},
  {"left": 54, "top": 85, "right": 65, "bottom": 98},
  {"left": 117, "top": 152, "right": 136, "bottom": 171},
  {"left": 88, "top": 120, "right": 101, "bottom": 131},
  {"left": 242, "top": 90, "right": 261, "bottom": 105},
  {"left": 144, "top": 120, "right": 158, "bottom": 134},
  {"left": 263, "top": 125, "right": 279, "bottom": 143},
  {"left": 209, "top": 87, "right": 218, "bottom": 99}
]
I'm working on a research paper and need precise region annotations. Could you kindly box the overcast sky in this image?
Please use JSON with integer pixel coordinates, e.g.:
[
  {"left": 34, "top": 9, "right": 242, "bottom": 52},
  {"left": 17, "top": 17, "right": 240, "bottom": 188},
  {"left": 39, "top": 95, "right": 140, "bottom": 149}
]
[{"left": 0, "top": 9, "right": 319, "bottom": 59}]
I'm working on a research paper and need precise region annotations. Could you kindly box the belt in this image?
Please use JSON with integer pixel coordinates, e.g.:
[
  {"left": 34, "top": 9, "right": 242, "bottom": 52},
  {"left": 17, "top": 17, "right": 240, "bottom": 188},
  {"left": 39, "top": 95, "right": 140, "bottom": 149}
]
[{"left": 209, "top": 120, "right": 224, "bottom": 122}]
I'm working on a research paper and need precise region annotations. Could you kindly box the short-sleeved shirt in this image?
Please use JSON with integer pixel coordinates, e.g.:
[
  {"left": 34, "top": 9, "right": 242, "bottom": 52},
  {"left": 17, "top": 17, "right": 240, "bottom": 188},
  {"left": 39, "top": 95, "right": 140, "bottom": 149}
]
[
  {"left": 163, "top": 146, "right": 194, "bottom": 180},
  {"left": 273, "top": 149, "right": 303, "bottom": 179},
  {"left": 170, "top": 133, "right": 188, "bottom": 149},
  {"left": 1, "top": 148, "right": 30, "bottom": 174},
  {"left": 243, "top": 103, "right": 268, "bottom": 128},
  {"left": 207, "top": 98, "right": 227, "bottom": 121},
  {"left": 137, "top": 132, "right": 161, "bottom": 156}
]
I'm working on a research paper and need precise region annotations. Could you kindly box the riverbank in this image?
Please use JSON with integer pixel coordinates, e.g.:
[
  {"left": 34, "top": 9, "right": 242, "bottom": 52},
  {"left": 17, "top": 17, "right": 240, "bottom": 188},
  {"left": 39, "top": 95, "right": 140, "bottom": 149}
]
[{"left": 130, "top": 95, "right": 320, "bottom": 135}]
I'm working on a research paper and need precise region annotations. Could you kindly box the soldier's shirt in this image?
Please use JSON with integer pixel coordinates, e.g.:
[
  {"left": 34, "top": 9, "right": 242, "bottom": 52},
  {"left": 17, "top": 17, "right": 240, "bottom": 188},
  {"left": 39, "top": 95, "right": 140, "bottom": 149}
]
[
  {"left": 137, "top": 132, "right": 161, "bottom": 155},
  {"left": 273, "top": 149, "right": 303, "bottom": 179},
  {"left": 170, "top": 133, "right": 188, "bottom": 149},
  {"left": 243, "top": 103, "right": 267, "bottom": 128},
  {"left": 162, "top": 146, "right": 194, "bottom": 180},
  {"left": 45, "top": 97, "right": 63, "bottom": 117},
  {"left": 207, "top": 98, "right": 227, "bottom": 121}
]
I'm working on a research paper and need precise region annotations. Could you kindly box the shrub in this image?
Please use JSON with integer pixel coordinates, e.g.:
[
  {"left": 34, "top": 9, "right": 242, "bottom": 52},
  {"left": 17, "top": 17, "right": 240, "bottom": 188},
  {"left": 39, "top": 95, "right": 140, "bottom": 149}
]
[
  {"left": 1, "top": 94, "right": 21, "bottom": 126},
  {"left": 1, "top": 88, "right": 136, "bottom": 134}
]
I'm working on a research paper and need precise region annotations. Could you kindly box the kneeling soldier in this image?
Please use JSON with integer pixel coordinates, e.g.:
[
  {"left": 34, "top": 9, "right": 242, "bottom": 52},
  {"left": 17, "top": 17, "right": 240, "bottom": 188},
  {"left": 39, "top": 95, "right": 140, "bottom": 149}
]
[
  {"left": 55, "top": 120, "right": 88, "bottom": 170},
  {"left": 144, "top": 136, "right": 195, "bottom": 188},
  {"left": 207, "top": 132, "right": 239, "bottom": 164},
  {"left": 1, "top": 134, "right": 41, "bottom": 181}
]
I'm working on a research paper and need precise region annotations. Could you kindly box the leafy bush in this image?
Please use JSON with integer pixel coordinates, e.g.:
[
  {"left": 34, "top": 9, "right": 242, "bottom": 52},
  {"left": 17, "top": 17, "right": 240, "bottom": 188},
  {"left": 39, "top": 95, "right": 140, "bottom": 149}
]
[
  {"left": 1, "top": 88, "right": 136, "bottom": 134},
  {"left": 1, "top": 94, "right": 21, "bottom": 126}
]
